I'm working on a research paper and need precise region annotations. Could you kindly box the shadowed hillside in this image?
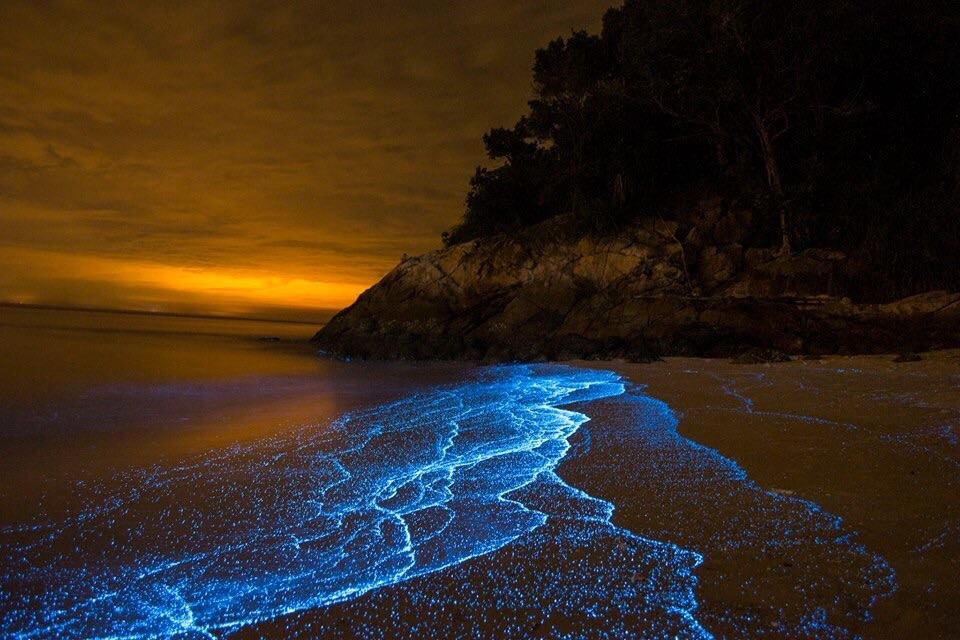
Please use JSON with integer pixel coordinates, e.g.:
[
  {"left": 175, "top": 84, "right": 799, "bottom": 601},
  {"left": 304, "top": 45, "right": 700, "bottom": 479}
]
[
  {"left": 446, "top": 0, "right": 960, "bottom": 301},
  {"left": 315, "top": 0, "right": 960, "bottom": 361}
]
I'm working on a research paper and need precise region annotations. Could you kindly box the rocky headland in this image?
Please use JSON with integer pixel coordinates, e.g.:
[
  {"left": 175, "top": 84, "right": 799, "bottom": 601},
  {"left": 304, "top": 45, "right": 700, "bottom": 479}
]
[{"left": 313, "top": 201, "right": 960, "bottom": 362}]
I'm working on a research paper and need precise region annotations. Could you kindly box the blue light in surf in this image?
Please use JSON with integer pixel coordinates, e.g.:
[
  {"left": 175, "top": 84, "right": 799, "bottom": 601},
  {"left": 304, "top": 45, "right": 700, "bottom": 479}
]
[
  {"left": 0, "top": 365, "right": 896, "bottom": 639},
  {"left": 0, "top": 366, "right": 711, "bottom": 639},
  {"left": 565, "top": 389, "right": 896, "bottom": 639}
]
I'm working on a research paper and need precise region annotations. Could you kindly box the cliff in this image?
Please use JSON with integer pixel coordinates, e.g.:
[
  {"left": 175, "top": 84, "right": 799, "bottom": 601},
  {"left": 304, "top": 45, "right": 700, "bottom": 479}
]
[{"left": 313, "top": 213, "right": 960, "bottom": 361}]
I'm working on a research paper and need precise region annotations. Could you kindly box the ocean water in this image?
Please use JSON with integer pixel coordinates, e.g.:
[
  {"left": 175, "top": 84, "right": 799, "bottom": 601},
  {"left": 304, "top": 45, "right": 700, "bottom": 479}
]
[
  {"left": 0, "top": 308, "right": 894, "bottom": 638},
  {"left": 0, "top": 306, "right": 324, "bottom": 407},
  {"left": 0, "top": 307, "right": 461, "bottom": 521}
]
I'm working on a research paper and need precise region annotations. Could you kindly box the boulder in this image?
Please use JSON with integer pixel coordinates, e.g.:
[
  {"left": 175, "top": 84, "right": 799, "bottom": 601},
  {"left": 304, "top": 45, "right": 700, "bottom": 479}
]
[
  {"left": 731, "top": 348, "right": 793, "bottom": 364},
  {"left": 697, "top": 246, "right": 738, "bottom": 290},
  {"left": 313, "top": 214, "right": 960, "bottom": 361}
]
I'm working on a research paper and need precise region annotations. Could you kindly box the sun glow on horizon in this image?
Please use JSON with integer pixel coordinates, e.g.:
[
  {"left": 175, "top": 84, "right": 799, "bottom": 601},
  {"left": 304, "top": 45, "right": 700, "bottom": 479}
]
[{"left": 0, "top": 247, "right": 368, "bottom": 316}]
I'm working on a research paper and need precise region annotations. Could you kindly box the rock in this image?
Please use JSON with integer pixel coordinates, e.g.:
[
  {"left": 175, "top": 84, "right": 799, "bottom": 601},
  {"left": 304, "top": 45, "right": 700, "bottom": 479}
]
[
  {"left": 745, "top": 249, "right": 846, "bottom": 297},
  {"left": 731, "top": 348, "right": 793, "bottom": 364},
  {"left": 893, "top": 352, "right": 922, "bottom": 363},
  {"left": 881, "top": 291, "right": 960, "bottom": 316},
  {"left": 312, "top": 213, "right": 960, "bottom": 362},
  {"left": 697, "top": 246, "right": 738, "bottom": 291}
]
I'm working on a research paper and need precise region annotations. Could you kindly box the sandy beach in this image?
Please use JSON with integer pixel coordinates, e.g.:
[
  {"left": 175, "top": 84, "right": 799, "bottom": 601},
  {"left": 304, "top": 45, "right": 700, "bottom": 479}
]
[
  {"left": 600, "top": 352, "right": 960, "bottom": 638},
  {"left": 226, "top": 352, "right": 959, "bottom": 638}
]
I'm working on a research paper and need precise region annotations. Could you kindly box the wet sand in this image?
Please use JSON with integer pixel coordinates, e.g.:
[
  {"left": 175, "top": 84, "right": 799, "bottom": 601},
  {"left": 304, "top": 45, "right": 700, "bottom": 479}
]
[
  {"left": 231, "top": 354, "right": 959, "bottom": 639},
  {"left": 600, "top": 351, "right": 960, "bottom": 638}
]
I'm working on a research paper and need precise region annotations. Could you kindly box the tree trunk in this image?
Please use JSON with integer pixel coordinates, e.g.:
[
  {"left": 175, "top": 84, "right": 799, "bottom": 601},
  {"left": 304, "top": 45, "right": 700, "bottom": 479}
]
[
  {"left": 755, "top": 117, "right": 792, "bottom": 256},
  {"left": 613, "top": 172, "right": 626, "bottom": 208},
  {"left": 715, "top": 138, "right": 727, "bottom": 167}
]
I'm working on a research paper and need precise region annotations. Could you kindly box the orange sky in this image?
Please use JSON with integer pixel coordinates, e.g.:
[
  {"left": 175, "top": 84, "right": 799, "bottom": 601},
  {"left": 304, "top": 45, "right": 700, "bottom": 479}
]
[{"left": 0, "top": 1, "right": 608, "bottom": 321}]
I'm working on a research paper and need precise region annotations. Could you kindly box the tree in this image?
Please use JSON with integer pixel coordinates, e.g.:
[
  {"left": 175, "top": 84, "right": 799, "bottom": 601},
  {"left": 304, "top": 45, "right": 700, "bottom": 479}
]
[
  {"left": 527, "top": 31, "right": 609, "bottom": 217},
  {"left": 443, "top": 0, "right": 960, "bottom": 297},
  {"left": 443, "top": 121, "right": 555, "bottom": 245},
  {"left": 614, "top": 0, "right": 863, "bottom": 255}
]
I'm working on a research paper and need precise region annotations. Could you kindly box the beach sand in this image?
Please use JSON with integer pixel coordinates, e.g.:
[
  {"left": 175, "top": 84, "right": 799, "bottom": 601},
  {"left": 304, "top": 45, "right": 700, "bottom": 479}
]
[
  {"left": 596, "top": 351, "right": 960, "bottom": 638},
  {"left": 237, "top": 352, "right": 959, "bottom": 639}
]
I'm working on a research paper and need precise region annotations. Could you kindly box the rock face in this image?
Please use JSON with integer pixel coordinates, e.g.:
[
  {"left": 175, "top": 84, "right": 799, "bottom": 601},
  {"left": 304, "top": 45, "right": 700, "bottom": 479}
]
[{"left": 313, "top": 215, "right": 960, "bottom": 361}]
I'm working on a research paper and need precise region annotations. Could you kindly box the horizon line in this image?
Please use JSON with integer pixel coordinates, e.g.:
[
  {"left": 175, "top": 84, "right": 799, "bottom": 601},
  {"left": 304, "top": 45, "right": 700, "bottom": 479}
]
[{"left": 0, "top": 301, "right": 335, "bottom": 326}]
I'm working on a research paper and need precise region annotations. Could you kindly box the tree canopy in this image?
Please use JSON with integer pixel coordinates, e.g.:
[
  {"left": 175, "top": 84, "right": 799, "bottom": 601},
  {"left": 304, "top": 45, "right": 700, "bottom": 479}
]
[{"left": 443, "top": 0, "right": 960, "bottom": 299}]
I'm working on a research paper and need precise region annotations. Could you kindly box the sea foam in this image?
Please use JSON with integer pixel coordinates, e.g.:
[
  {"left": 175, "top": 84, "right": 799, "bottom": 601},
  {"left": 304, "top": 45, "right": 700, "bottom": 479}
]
[
  {"left": 0, "top": 366, "right": 710, "bottom": 639},
  {"left": 1, "top": 365, "right": 893, "bottom": 639}
]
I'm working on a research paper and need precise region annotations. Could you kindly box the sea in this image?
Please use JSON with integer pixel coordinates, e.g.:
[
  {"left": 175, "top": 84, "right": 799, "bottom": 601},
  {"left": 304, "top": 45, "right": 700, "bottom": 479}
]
[{"left": 0, "top": 306, "right": 463, "bottom": 518}]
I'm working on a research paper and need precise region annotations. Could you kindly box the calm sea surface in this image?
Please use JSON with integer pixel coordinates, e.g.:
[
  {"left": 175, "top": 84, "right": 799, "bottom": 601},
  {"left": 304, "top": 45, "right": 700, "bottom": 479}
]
[
  {"left": 0, "top": 306, "right": 323, "bottom": 406},
  {"left": 0, "top": 306, "right": 466, "bottom": 521}
]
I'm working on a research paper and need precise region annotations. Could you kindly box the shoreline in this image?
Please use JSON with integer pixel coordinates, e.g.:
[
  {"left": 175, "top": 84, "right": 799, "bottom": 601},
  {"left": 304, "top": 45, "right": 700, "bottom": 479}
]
[
  {"left": 0, "top": 301, "right": 334, "bottom": 326},
  {"left": 3, "top": 331, "right": 957, "bottom": 636},
  {"left": 229, "top": 355, "right": 949, "bottom": 637},
  {"left": 312, "top": 345, "right": 956, "bottom": 363},
  {"left": 593, "top": 351, "right": 959, "bottom": 638}
]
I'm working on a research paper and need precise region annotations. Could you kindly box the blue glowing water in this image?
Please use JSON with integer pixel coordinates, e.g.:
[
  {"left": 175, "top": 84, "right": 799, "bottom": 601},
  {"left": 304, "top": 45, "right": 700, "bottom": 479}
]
[
  {"left": 560, "top": 391, "right": 896, "bottom": 638},
  {"left": 1, "top": 366, "right": 708, "bottom": 638},
  {"left": 0, "top": 365, "right": 893, "bottom": 639}
]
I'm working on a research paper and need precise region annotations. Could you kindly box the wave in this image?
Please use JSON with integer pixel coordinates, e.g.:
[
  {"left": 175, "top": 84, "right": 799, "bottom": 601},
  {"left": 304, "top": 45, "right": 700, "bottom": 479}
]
[
  {"left": 0, "top": 365, "right": 893, "bottom": 639},
  {"left": 0, "top": 366, "right": 710, "bottom": 639}
]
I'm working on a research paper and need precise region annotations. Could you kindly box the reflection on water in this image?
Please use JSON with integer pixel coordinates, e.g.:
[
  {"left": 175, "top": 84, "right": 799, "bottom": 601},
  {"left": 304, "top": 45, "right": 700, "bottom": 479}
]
[
  {"left": 0, "top": 307, "right": 462, "bottom": 524},
  {"left": 0, "top": 306, "right": 323, "bottom": 407}
]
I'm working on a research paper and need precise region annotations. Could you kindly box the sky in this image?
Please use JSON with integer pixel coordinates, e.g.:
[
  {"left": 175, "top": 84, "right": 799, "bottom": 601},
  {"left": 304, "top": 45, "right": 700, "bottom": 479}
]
[{"left": 0, "top": 0, "right": 609, "bottom": 321}]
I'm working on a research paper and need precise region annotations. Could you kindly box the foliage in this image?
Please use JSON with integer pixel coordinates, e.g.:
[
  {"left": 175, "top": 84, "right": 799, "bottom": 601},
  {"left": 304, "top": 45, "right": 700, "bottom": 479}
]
[{"left": 443, "top": 0, "right": 960, "bottom": 299}]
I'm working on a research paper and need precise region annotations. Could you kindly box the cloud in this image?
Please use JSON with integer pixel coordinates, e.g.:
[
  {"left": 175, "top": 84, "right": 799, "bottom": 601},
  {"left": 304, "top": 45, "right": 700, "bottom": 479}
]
[
  {"left": 0, "top": 247, "right": 356, "bottom": 320},
  {"left": 0, "top": 0, "right": 609, "bottom": 312}
]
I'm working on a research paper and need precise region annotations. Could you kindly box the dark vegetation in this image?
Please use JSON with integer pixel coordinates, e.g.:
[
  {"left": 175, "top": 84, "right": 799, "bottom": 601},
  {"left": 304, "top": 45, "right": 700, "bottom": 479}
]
[{"left": 443, "top": 0, "right": 960, "bottom": 301}]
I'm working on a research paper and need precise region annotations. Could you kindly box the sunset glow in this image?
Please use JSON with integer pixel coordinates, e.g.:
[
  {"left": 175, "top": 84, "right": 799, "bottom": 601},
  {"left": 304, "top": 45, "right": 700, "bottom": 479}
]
[
  {"left": 0, "top": 247, "right": 367, "bottom": 319},
  {"left": 0, "top": 1, "right": 609, "bottom": 318}
]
